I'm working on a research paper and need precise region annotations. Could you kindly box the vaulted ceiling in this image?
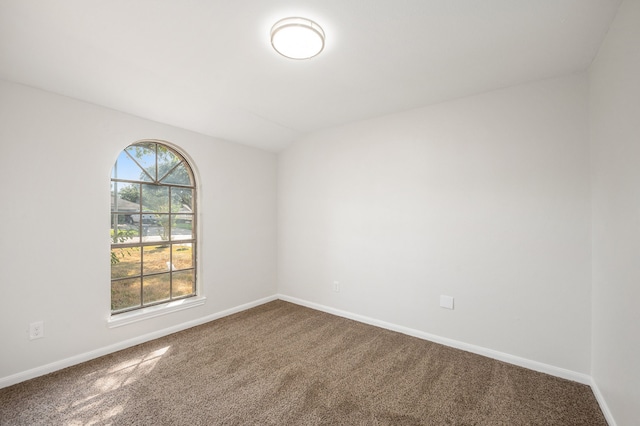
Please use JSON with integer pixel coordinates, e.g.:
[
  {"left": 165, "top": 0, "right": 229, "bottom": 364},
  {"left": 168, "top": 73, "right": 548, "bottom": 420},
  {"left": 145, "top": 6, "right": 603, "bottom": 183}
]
[{"left": 0, "top": 0, "right": 621, "bottom": 151}]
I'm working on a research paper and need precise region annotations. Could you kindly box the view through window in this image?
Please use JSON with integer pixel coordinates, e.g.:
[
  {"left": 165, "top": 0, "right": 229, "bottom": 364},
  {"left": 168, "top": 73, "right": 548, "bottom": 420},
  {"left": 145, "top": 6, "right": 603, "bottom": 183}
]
[{"left": 110, "top": 141, "right": 196, "bottom": 314}]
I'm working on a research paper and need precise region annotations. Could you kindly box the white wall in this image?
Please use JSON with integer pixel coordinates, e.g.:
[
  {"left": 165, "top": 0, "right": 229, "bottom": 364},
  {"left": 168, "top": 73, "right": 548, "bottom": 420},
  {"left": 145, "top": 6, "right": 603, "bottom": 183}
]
[
  {"left": 279, "top": 74, "right": 592, "bottom": 374},
  {"left": 590, "top": 0, "right": 640, "bottom": 424},
  {"left": 0, "top": 80, "right": 277, "bottom": 381}
]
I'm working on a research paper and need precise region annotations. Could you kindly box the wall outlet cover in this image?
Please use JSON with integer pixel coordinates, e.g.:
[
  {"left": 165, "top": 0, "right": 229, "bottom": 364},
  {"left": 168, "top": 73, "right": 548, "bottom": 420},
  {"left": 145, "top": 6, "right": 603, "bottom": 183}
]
[
  {"left": 440, "top": 295, "right": 454, "bottom": 310},
  {"left": 29, "top": 321, "right": 44, "bottom": 340}
]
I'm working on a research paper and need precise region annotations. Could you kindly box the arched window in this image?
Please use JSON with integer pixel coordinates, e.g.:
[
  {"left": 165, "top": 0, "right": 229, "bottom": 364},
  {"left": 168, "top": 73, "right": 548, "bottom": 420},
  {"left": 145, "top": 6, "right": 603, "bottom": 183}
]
[{"left": 110, "top": 141, "right": 196, "bottom": 314}]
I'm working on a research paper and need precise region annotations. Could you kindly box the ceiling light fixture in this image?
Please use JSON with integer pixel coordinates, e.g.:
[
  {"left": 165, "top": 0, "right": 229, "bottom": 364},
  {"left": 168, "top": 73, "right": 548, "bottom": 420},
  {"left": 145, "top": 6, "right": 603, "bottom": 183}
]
[{"left": 270, "top": 17, "right": 325, "bottom": 60}]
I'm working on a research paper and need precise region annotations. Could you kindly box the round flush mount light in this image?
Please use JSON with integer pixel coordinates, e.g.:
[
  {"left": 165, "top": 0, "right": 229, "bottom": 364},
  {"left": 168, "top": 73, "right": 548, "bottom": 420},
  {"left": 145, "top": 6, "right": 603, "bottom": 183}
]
[{"left": 270, "top": 17, "right": 325, "bottom": 60}]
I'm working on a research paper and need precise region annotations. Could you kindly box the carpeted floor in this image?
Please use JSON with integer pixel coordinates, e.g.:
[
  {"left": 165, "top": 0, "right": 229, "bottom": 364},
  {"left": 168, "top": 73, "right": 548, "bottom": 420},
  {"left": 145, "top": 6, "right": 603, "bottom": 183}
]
[{"left": 0, "top": 300, "right": 607, "bottom": 425}]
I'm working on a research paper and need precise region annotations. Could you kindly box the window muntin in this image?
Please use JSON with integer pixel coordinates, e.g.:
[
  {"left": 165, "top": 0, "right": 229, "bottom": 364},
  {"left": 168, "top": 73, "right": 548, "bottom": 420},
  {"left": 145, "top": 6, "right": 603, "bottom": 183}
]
[{"left": 110, "top": 141, "right": 196, "bottom": 314}]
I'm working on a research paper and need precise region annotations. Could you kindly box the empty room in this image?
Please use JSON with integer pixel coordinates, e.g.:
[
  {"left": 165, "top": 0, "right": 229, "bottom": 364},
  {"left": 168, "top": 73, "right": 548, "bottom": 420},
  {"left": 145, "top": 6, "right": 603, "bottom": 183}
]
[{"left": 0, "top": 1, "right": 638, "bottom": 425}]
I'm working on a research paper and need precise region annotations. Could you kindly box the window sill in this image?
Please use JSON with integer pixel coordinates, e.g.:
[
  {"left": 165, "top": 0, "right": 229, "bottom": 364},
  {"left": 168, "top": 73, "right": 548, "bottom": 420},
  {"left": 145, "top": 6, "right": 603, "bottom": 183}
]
[{"left": 107, "top": 296, "right": 207, "bottom": 328}]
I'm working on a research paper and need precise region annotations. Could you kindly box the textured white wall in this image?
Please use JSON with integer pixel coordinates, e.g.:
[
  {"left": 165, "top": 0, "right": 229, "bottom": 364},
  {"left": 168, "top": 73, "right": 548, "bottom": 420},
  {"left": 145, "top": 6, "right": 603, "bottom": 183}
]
[
  {"left": 0, "top": 80, "right": 277, "bottom": 380},
  {"left": 278, "top": 74, "right": 592, "bottom": 373},
  {"left": 590, "top": 0, "right": 640, "bottom": 424}
]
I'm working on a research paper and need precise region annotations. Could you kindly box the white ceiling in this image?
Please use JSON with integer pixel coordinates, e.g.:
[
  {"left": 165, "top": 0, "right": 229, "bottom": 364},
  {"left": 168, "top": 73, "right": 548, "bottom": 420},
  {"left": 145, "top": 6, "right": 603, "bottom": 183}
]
[{"left": 0, "top": 0, "right": 620, "bottom": 152}]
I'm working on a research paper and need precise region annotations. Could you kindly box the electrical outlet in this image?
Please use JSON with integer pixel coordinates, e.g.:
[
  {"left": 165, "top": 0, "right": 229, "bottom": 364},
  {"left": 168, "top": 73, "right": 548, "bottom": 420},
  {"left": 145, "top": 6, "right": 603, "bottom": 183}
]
[
  {"left": 333, "top": 281, "right": 340, "bottom": 293},
  {"left": 29, "top": 321, "right": 44, "bottom": 340}
]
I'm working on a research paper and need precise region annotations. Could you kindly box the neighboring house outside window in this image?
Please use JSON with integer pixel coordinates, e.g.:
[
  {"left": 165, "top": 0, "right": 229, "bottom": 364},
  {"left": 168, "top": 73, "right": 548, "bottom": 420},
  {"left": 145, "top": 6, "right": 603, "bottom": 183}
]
[{"left": 110, "top": 141, "right": 197, "bottom": 314}]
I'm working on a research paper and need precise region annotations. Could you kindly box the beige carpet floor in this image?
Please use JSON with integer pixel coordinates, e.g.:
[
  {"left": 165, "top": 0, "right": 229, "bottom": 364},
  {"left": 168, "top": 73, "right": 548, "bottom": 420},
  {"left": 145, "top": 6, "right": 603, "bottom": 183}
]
[{"left": 0, "top": 300, "right": 607, "bottom": 425}]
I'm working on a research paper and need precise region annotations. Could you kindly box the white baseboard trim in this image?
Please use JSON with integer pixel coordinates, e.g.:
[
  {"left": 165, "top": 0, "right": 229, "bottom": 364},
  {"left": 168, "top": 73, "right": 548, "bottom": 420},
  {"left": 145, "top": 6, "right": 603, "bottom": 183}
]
[
  {"left": 0, "top": 295, "right": 278, "bottom": 390},
  {"left": 278, "top": 294, "right": 592, "bottom": 385},
  {"left": 590, "top": 378, "right": 617, "bottom": 426}
]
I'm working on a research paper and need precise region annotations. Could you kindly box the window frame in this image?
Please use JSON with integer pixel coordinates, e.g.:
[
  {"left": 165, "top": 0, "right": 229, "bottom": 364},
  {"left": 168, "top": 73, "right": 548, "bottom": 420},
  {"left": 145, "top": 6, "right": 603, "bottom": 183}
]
[{"left": 110, "top": 140, "right": 199, "bottom": 317}]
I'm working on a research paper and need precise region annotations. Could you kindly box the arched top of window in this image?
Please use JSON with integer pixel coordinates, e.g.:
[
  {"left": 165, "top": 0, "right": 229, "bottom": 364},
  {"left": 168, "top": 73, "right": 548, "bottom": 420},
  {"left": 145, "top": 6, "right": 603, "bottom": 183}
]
[{"left": 111, "top": 141, "right": 194, "bottom": 187}]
